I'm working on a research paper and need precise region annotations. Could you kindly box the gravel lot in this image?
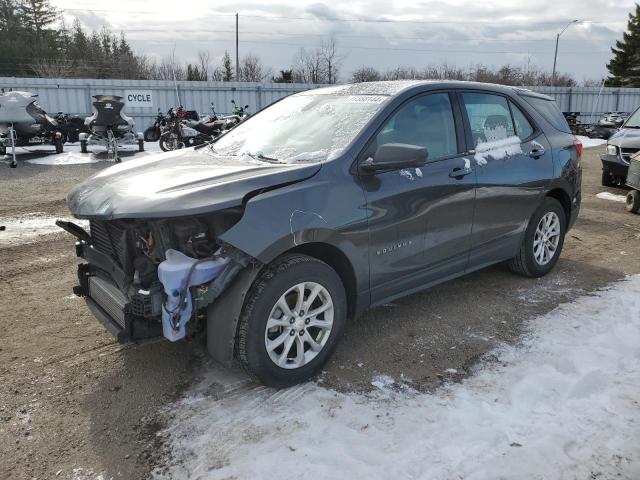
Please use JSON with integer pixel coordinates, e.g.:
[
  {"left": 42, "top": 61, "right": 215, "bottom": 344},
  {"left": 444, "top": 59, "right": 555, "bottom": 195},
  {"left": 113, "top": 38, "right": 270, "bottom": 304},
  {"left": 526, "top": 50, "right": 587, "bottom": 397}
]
[{"left": 1, "top": 144, "right": 639, "bottom": 479}]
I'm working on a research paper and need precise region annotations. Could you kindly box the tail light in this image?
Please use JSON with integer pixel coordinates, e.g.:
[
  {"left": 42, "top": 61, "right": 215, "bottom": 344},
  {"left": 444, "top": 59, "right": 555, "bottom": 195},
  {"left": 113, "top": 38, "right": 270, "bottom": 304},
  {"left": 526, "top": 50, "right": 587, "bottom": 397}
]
[{"left": 574, "top": 138, "right": 583, "bottom": 158}]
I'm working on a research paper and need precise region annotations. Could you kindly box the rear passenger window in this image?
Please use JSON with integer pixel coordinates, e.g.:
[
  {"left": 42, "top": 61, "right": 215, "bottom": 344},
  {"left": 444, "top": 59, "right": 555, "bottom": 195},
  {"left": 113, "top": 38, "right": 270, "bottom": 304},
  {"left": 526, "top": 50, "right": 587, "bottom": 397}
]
[
  {"left": 462, "top": 93, "right": 516, "bottom": 147},
  {"left": 510, "top": 102, "right": 534, "bottom": 140},
  {"left": 520, "top": 95, "right": 571, "bottom": 133}
]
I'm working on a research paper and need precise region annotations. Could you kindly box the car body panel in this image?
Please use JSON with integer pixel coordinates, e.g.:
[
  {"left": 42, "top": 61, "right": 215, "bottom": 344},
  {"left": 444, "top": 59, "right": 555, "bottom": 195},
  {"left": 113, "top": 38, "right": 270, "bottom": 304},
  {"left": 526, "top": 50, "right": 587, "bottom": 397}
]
[{"left": 66, "top": 147, "right": 321, "bottom": 220}]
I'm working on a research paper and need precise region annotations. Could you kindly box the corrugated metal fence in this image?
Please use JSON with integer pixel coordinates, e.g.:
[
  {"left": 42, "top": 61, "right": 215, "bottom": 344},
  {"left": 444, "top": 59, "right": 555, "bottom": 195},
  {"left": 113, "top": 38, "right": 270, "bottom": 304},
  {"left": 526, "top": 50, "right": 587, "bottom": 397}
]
[
  {"left": 0, "top": 77, "right": 638, "bottom": 129},
  {"left": 0, "top": 77, "right": 328, "bottom": 131}
]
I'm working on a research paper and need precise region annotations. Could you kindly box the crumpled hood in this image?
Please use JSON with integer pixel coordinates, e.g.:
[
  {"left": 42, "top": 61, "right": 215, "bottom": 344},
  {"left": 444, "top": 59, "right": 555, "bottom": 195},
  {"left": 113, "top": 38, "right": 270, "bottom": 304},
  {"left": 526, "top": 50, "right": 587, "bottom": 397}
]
[
  {"left": 609, "top": 128, "right": 640, "bottom": 148},
  {"left": 67, "top": 148, "right": 321, "bottom": 219}
]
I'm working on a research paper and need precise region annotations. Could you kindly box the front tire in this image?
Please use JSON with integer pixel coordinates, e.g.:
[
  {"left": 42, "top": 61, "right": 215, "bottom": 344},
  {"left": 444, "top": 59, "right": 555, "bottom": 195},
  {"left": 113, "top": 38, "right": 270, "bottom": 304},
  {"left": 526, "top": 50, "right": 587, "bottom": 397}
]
[
  {"left": 626, "top": 190, "right": 640, "bottom": 213},
  {"left": 159, "top": 133, "right": 183, "bottom": 152},
  {"left": 508, "top": 197, "right": 567, "bottom": 278},
  {"left": 138, "top": 139, "right": 144, "bottom": 152},
  {"left": 601, "top": 170, "right": 615, "bottom": 187},
  {"left": 80, "top": 140, "right": 88, "bottom": 153},
  {"left": 237, "top": 254, "right": 346, "bottom": 388}
]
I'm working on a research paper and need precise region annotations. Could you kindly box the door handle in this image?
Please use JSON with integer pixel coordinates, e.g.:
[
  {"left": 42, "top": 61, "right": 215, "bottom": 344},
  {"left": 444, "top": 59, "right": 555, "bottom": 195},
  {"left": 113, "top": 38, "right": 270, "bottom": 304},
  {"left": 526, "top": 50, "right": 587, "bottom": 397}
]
[
  {"left": 449, "top": 167, "right": 473, "bottom": 179},
  {"left": 529, "top": 148, "right": 545, "bottom": 159}
]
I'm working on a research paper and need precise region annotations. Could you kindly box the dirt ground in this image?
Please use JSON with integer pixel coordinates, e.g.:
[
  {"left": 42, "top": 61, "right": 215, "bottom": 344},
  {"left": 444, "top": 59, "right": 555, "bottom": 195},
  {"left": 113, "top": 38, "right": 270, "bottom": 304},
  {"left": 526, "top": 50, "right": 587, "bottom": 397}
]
[{"left": 1, "top": 145, "right": 640, "bottom": 479}]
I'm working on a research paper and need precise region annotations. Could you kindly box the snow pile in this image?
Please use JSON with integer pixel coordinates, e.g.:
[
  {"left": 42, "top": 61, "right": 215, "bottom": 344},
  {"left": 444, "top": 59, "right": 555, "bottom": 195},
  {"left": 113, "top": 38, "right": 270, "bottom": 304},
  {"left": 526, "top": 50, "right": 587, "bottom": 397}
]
[
  {"left": 576, "top": 135, "right": 607, "bottom": 149},
  {"left": 153, "top": 277, "right": 640, "bottom": 480},
  {"left": 596, "top": 191, "right": 627, "bottom": 203},
  {"left": 0, "top": 213, "right": 87, "bottom": 246},
  {"left": 474, "top": 135, "right": 522, "bottom": 166},
  {"left": 27, "top": 151, "right": 103, "bottom": 165}
]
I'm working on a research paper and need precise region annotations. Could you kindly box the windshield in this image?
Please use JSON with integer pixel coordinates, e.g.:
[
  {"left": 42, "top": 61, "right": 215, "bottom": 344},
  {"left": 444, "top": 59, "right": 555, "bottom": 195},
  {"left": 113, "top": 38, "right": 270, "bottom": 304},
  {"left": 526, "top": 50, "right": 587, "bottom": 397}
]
[
  {"left": 209, "top": 93, "right": 389, "bottom": 163},
  {"left": 624, "top": 108, "right": 640, "bottom": 128}
]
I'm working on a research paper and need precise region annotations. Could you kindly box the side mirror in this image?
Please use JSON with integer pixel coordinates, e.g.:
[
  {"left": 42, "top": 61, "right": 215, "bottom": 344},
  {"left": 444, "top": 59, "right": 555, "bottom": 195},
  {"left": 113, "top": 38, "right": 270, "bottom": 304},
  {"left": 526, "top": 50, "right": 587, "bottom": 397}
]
[
  {"left": 244, "top": 104, "right": 249, "bottom": 109},
  {"left": 361, "top": 143, "right": 428, "bottom": 173}
]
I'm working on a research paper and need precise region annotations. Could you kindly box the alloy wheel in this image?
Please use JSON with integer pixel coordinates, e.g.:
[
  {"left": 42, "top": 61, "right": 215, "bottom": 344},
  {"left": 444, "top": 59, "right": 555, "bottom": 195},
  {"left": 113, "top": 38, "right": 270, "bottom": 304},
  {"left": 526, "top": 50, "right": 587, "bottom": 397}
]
[
  {"left": 533, "top": 211, "right": 561, "bottom": 266},
  {"left": 264, "top": 282, "right": 334, "bottom": 369}
]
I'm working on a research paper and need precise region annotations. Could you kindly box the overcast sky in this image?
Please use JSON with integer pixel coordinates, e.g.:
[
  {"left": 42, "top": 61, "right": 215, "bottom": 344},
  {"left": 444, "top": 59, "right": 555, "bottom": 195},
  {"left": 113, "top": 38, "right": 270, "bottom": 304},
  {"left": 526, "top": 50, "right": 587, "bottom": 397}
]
[{"left": 52, "top": 0, "right": 636, "bottom": 82}]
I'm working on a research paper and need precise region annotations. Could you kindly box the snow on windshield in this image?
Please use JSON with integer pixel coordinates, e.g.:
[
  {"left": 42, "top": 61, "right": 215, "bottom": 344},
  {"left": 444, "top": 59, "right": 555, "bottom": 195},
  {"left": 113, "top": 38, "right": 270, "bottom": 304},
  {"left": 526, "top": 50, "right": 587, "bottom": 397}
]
[{"left": 209, "top": 94, "right": 388, "bottom": 164}]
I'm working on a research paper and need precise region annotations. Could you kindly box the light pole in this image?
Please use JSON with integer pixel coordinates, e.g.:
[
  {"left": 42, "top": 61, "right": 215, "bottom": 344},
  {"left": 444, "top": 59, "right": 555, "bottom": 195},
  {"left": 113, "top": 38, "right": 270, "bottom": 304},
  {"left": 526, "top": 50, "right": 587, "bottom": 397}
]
[{"left": 552, "top": 19, "right": 579, "bottom": 85}]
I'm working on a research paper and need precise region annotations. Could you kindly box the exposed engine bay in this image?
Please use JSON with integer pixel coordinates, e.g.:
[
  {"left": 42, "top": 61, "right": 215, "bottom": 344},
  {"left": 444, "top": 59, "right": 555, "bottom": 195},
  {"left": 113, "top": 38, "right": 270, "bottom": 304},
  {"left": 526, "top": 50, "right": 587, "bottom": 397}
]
[{"left": 57, "top": 209, "right": 252, "bottom": 343}]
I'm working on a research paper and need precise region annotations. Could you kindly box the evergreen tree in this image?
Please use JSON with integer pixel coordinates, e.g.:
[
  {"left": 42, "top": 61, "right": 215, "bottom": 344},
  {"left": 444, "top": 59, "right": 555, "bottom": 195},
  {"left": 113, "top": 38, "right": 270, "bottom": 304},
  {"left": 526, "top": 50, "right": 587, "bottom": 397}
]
[
  {"left": 607, "top": 3, "right": 640, "bottom": 86},
  {"left": 19, "top": 0, "right": 58, "bottom": 35},
  {"left": 221, "top": 50, "right": 233, "bottom": 81}
]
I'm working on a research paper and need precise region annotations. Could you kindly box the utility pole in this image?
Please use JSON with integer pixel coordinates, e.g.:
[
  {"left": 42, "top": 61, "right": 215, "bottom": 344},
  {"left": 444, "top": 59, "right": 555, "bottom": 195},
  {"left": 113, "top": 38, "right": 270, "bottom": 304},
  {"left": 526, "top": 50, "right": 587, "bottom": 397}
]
[
  {"left": 552, "top": 19, "right": 579, "bottom": 85},
  {"left": 235, "top": 13, "right": 240, "bottom": 81}
]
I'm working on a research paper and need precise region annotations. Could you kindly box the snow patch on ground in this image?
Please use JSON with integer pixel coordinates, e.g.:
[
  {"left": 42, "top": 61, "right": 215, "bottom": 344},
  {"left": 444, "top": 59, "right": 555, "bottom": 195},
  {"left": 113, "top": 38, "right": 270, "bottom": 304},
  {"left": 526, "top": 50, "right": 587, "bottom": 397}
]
[
  {"left": 596, "top": 191, "right": 627, "bottom": 203},
  {"left": 153, "top": 277, "right": 640, "bottom": 480},
  {"left": 0, "top": 213, "right": 87, "bottom": 246},
  {"left": 576, "top": 135, "right": 607, "bottom": 149},
  {"left": 0, "top": 142, "right": 161, "bottom": 166}
]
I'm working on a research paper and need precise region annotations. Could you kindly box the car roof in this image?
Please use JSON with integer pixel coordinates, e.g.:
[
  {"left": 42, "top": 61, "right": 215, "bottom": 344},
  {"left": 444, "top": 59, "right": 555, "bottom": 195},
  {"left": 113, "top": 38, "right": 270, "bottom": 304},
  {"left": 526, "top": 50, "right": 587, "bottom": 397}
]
[{"left": 299, "top": 80, "right": 555, "bottom": 101}]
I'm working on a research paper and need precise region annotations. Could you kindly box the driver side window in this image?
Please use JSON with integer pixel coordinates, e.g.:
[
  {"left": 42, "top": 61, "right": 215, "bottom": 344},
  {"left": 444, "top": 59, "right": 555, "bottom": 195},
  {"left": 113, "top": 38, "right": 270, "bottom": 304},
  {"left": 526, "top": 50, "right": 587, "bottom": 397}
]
[{"left": 372, "top": 93, "right": 458, "bottom": 161}]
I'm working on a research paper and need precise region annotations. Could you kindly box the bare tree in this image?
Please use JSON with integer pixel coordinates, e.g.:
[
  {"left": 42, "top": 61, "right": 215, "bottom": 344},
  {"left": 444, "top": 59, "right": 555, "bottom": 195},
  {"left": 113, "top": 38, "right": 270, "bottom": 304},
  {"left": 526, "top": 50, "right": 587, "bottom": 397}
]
[
  {"left": 31, "top": 58, "right": 74, "bottom": 78},
  {"left": 238, "top": 53, "right": 271, "bottom": 82},
  {"left": 197, "top": 51, "right": 211, "bottom": 80},
  {"left": 151, "top": 48, "right": 185, "bottom": 80},
  {"left": 351, "top": 66, "right": 381, "bottom": 82},
  {"left": 320, "top": 37, "right": 343, "bottom": 84}
]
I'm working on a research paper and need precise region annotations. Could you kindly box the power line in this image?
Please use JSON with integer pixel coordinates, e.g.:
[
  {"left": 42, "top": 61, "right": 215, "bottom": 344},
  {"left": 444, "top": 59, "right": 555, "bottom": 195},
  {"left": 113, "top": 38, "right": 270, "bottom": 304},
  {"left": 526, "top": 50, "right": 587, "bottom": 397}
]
[
  {"left": 58, "top": 7, "right": 624, "bottom": 26},
  {"left": 122, "top": 27, "right": 604, "bottom": 44}
]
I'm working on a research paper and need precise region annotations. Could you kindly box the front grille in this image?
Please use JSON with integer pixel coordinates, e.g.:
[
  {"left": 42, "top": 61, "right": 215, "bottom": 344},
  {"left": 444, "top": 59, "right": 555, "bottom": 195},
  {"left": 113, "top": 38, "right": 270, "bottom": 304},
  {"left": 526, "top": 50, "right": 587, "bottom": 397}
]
[
  {"left": 90, "top": 220, "right": 128, "bottom": 267},
  {"left": 88, "top": 276, "right": 128, "bottom": 328},
  {"left": 620, "top": 147, "right": 638, "bottom": 164}
]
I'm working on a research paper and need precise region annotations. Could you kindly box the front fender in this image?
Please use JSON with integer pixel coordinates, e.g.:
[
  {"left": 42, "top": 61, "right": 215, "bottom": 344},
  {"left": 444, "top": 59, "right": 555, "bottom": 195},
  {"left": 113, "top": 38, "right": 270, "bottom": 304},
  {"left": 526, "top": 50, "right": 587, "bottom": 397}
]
[{"left": 218, "top": 163, "right": 370, "bottom": 294}]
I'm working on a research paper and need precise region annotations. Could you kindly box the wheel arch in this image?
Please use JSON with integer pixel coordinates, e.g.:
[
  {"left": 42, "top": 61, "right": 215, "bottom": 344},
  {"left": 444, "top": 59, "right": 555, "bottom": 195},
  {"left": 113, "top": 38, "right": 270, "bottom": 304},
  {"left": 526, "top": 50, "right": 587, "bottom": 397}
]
[
  {"left": 287, "top": 242, "right": 359, "bottom": 319},
  {"left": 546, "top": 188, "right": 572, "bottom": 223}
]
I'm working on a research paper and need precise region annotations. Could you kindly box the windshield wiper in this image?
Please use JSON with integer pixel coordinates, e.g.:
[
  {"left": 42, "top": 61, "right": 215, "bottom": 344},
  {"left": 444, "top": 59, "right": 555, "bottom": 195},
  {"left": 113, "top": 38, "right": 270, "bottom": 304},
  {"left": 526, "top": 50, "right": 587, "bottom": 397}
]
[
  {"left": 249, "top": 153, "right": 282, "bottom": 164},
  {"left": 623, "top": 125, "right": 640, "bottom": 129}
]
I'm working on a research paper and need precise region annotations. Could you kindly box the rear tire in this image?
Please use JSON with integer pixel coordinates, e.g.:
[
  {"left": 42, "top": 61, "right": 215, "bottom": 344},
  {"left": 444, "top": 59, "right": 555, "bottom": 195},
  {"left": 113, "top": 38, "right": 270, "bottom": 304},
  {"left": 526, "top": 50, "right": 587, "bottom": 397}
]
[
  {"left": 143, "top": 127, "right": 160, "bottom": 142},
  {"left": 237, "top": 254, "right": 346, "bottom": 388},
  {"left": 0, "top": 145, "right": 6, "bottom": 156},
  {"left": 601, "top": 170, "right": 615, "bottom": 187},
  {"left": 626, "top": 190, "right": 640, "bottom": 213},
  {"left": 80, "top": 140, "right": 88, "bottom": 153},
  {"left": 508, "top": 197, "right": 567, "bottom": 278},
  {"left": 138, "top": 139, "right": 144, "bottom": 152},
  {"left": 54, "top": 138, "right": 63, "bottom": 154}
]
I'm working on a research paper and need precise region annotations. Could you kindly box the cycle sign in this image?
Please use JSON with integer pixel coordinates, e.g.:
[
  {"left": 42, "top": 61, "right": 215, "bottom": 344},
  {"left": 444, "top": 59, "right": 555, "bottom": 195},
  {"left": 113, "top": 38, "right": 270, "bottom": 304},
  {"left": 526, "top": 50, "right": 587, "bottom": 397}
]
[{"left": 124, "top": 90, "right": 153, "bottom": 108}]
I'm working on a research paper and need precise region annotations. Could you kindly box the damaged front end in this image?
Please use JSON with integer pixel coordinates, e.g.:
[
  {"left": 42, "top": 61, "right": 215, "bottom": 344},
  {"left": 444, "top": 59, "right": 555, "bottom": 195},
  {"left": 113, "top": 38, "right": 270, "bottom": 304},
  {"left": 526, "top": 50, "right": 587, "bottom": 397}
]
[{"left": 57, "top": 211, "right": 253, "bottom": 344}]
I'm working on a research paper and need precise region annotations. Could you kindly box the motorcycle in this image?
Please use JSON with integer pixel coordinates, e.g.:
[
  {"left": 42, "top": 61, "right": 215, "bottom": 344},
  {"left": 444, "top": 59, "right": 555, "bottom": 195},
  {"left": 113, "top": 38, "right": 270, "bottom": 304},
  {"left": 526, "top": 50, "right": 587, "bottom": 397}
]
[
  {"left": 158, "top": 102, "right": 249, "bottom": 152},
  {"left": 0, "top": 91, "right": 64, "bottom": 168},
  {"left": 143, "top": 109, "right": 167, "bottom": 142},
  {"left": 53, "top": 112, "right": 89, "bottom": 144}
]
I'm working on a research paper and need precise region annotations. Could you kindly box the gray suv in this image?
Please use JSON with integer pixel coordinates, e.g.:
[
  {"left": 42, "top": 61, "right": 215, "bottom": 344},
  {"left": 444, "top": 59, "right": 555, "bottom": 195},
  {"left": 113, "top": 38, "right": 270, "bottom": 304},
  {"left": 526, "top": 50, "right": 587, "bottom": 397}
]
[{"left": 58, "top": 81, "right": 582, "bottom": 387}]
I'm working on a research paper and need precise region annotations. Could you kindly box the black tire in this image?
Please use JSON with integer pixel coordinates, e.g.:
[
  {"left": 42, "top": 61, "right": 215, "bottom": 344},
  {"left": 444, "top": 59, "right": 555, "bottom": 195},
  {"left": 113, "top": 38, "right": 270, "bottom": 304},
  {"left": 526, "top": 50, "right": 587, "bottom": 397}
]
[
  {"left": 0, "top": 145, "right": 6, "bottom": 156},
  {"left": 237, "top": 254, "right": 347, "bottom": 388},
  {"left": 626, "top": 190, "right": 640, "bottom": 213},
  {"left": 143, "top": 127, "right": 160, "bottom": 142},
  {"left": 138, "top": 139, "right": 144, "bottom": 152},
  {"left": 159, "top": 134, "right": 183, "bottom": 152},
  {"left": 54, "top": 138, "right": 63, "bottom": 154},
  {"left": 80, "top": 140, "right": 88, "bottom": 154},
  {"left": 601, "top": 170, "right": 615, "bottom": 187},
  {"left": 508, "top": 197, "right": 567, "bottom": 278}
]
